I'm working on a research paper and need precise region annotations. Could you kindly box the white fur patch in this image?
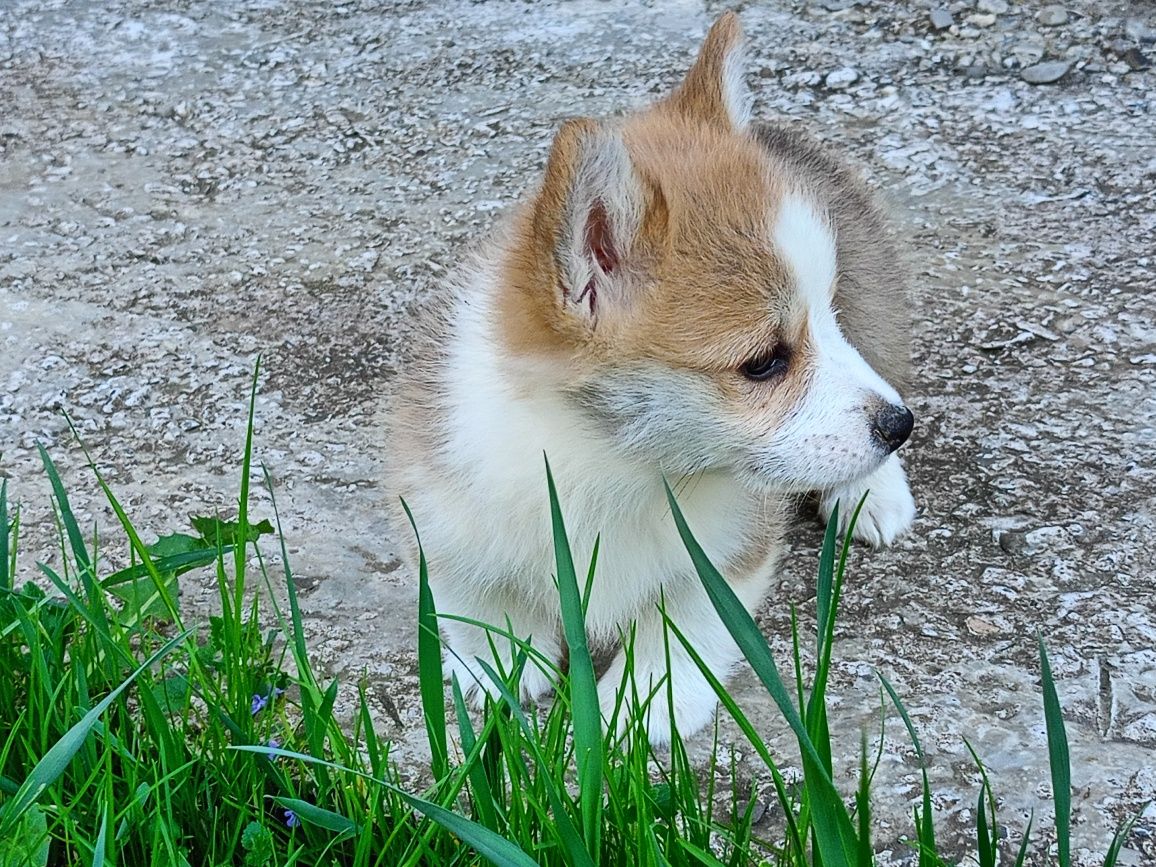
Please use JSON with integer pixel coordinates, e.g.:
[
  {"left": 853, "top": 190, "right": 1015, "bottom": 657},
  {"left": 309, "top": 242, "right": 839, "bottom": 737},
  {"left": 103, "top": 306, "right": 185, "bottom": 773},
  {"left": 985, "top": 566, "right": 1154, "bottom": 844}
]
[
  {"left": 720, "top": 43, "right": 751, "bottom": 130},
  {"left": 771, "top": 194, "right": 837, "bottom": 309}
]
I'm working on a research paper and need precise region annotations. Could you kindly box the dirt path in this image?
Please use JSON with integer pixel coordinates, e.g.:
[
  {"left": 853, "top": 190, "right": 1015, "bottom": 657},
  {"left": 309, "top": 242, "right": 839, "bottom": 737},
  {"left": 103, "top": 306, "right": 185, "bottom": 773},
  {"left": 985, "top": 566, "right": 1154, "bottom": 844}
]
[{"left": 2, "top": 1, "right": 1153, "bottom": 862}]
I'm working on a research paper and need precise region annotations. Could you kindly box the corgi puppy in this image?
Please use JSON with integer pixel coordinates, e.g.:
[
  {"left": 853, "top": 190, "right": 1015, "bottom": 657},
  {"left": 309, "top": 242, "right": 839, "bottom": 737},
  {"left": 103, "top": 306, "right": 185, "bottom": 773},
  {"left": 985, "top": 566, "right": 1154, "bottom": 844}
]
[{"left": 387, "top": 12, "right": 915, "bottom": 744}]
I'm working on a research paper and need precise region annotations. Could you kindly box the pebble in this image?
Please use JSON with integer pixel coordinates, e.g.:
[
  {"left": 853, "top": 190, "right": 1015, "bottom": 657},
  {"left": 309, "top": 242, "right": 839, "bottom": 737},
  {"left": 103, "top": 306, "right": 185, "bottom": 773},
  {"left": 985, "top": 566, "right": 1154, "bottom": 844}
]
[
  {"left": 1021, "top": 60, "right": 1073, "bottom": 84},
  {"left": 1036, "top": 6, "right": 1069, "bottom": 27},
  {"left": 966, "top": 616, "right": 1002, "bottom": 637},
  {"left": 977, "top": 0, "right": 1009, "bottom": 13},
  {"left": 1009, "top": 40, "right": 1047, "bottom": 67},
  {"left": 824, "top": 66, "right": 860, "bottom": 89},
  {"left": 1123, "top": 47, "right": 1152, "bottom": 70},
  {"left": 969, "top": 13, "right": 997, "bottom": 28},
  {"left": 929, "top": 8, "right": 954, "bottom": 31},
  {"left": 999, "top": 530, "right": 1028, "bottom": 556}
]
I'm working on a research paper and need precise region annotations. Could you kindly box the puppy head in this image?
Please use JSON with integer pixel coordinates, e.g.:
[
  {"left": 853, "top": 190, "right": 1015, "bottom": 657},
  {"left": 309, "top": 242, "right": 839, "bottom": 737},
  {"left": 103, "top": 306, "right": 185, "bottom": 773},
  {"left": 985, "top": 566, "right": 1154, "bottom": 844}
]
[{"left": 499, "top": 13, "right": 911, "bottom": 491}]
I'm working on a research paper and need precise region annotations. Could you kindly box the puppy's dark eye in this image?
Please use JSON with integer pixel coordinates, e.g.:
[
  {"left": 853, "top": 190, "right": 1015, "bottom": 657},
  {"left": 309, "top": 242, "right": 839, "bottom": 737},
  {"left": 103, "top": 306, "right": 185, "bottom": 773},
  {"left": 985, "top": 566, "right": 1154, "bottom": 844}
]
[{"left": 740, "top": 345, "right": 791, "bottom": 381}]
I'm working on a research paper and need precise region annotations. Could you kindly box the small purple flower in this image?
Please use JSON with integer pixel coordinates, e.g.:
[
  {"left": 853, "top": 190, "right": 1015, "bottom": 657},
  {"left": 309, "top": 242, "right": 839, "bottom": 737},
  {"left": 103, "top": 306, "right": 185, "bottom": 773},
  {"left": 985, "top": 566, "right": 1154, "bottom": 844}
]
[
  {"left": 264, "top": 738, "right": 281, "bottom": 760},
  {"left": 250, "top": 686, "right": 285, "bottom": 716},
  {"left": 284, "top": 809, "right": 300, "bottom": 829}
]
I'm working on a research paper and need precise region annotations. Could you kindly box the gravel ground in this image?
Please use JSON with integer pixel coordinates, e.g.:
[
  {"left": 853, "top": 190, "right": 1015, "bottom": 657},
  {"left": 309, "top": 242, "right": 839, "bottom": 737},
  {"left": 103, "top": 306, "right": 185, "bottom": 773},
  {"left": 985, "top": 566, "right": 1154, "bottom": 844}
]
[{"left": 2, "top": 0, "right": 1154, "bottom": 862}]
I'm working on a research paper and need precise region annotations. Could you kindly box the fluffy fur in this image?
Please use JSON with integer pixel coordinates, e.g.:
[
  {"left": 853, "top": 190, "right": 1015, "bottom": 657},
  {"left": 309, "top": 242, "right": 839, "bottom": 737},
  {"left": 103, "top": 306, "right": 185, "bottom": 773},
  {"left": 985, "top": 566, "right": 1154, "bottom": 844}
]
[{"left": 386, "top": 12, "right": 916, "bottom": 743}]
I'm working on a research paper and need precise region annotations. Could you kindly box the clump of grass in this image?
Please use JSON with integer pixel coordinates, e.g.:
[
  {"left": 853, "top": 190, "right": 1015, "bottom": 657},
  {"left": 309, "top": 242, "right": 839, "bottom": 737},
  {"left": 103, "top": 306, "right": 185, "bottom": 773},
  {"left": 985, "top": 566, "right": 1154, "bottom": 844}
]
[{"left": 0, "top": 375, "right": 1140, "bottom": 865}]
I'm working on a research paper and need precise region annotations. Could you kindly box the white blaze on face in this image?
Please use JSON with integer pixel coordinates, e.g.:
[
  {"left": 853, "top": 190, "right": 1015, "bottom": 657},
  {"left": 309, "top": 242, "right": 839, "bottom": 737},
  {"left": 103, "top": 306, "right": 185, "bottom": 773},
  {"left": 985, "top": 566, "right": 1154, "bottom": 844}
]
[{"left": 754, "top": 194, "right": 902, "bottom": 489}]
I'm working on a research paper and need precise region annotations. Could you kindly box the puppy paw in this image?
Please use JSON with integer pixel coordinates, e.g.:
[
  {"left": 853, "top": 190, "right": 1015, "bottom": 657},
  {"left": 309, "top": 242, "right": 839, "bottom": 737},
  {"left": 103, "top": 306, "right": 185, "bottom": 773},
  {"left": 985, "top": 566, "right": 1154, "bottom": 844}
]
[{"left": 820, "top": 456, "right": 915, "bottom": 548}]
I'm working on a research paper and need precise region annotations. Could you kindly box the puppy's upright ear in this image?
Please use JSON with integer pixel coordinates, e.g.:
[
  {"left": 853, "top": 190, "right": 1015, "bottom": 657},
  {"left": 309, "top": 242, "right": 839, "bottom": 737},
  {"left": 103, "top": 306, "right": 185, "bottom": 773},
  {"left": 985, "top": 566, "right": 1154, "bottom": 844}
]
[
  {"left": 531, "top": 118, "right": 660, "bottom": 325},
  {"left": 666, "top": 12, "right": 750, "bottom": 131}
]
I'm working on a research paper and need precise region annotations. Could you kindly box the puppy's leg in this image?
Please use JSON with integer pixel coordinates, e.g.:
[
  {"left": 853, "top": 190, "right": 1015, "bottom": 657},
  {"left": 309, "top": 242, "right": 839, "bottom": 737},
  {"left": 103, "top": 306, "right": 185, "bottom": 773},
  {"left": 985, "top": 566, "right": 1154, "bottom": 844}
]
[
  {"left": 819, "top": 453, "right": 915, "bottom": 547},
  {"left": 435, "top": 583, "right": 562, "bottom": 707},
  {"left": 597, "top": 566, "right": 773, "bottom": 746}
]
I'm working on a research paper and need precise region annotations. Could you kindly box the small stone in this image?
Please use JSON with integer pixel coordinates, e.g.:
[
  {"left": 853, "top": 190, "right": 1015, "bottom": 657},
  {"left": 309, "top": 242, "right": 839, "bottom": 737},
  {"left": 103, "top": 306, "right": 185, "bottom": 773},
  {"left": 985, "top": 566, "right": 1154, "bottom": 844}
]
[
  {"left": 818, "top": 0, "right": 856, "bottom": 11},
  {"left": 1020, "top": 60, "right": 1073, "bottom": 83},
  {"left": 824, "top": 66, "right": 859, "bottom": 89},
  {"left": 999, "top": 530, "right": 1027, "bottom": 555},
  {"left": 1122, "top": 47, "right": 1152, "bottom": 70},
  {"left": 929, "top": 8, "right": 954, "bottom": 31},
  {"left": 1036, "top": 6, "right": 1069, "bottom": 27},
  {"left": 977, "top": 0, "right": 1008, "bottom": 13},
  {"left": 966, "top": 616, "right": 1002, "bottom": 637},
  {"left": 1009, "top": 40, "right": 1046, "bottom": 67},
  {"left": 970, "top": 13, "right": 997, "bottom": 28}
]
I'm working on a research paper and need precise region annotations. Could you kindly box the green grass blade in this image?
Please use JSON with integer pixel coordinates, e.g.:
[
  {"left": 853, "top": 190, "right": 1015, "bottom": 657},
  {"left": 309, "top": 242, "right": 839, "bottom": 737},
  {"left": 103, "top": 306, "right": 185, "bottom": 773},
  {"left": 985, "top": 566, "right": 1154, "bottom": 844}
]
[
  {"left": 856, "top": 735, "right": 872, "bottom": 867},
  {"left": 665, "top": 614, "right": 806, "bottom": 862},
  {"left": 0, "top": 629, "right": 191, "bottom": 834},
  {"left": 233, "top": 359, "right": 260, "bottom": 625},
  {"left": 0, "top": 479, "right": 10, "bottom": 591},
  {"left": 815, "top": 501, "right": 838, "bottom": 659},
  {"left": 91, "top": 807, "right": 108, "bottom": 867},
  {"left": 273, "top": 797, "right": 356, "bottom": 836},
  {"left": 37, "top": 444, "right": 91, "bottom": 572},
  {"left": 964, "top": 739, "right": 998, "bottom": 867},
  {"left": 100, "top": 548, "right": 230, "bottom": 589},
  {"left": 808, "top": 497, "right": 866, "bottom": 785},
  {"left": 232, "top": 745, "right": 540, "bottom": 867},
  {"left": 645, "top": 823, "right": 673, "bottom": 867},
  {"left": 582, "top": 535, "right": 600, "bottom": 615},
  {"left": 1038, "top": 636, "right": 1071, "bottom": 867},
  {"left": 261, "top": 464, "right": 319, "bottom": 699},
  {"left": 806, "top": 506, "right": 841, "bottom": 793},
  {"left": 82, "top": 467, "right": 184, "bottom": 627},
  {"left": 1102, "top": 812, "right": 1138, "bottom": 867},
  {"left": 879, "top": 673, "right": 936, "bottom": 866},
  {"left": 402, "top": 498, "right": 448, "bottom": 783},
  {"left": 545, "top": 457, "right": 602, "bottom": 860},
  {"left": 474, "top": 658, "right": 596, "bottom": 867},
  {"left": 664, "top": 481, "right": 856, "bottom": 867},
  {"left": 1012, "top": 810, "right": 1034, "bottom": 867},
  {"left": 451, "top": 674, "right": 498, "bottom": 832},
  {"left": 975, "top": 788, "right": 994, "bottom": 867},
  {"left": 676, "top": 839, "right": 728, "bottom": 866}
]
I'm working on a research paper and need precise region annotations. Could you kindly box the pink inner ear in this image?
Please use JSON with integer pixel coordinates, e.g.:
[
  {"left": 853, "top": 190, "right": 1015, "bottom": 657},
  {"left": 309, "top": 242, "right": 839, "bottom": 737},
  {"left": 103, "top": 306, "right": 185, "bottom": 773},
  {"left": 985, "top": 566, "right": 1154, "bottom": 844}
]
[{"left": 585, "top": 201, "right": 618, "bottom": 274}]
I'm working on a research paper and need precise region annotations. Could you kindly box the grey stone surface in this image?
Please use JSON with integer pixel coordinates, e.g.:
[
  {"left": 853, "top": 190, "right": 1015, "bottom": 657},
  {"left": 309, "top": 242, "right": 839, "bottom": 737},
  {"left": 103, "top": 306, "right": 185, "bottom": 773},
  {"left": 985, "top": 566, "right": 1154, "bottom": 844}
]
[
  {"left": 825, "top": 65, "right": 861, "bottom": 89},
  {"left": 929, "top": 8, "right": 955, "bottom": 31},
  {"left": 1021, "top": 60, "right": 1075, "bottom": 84},
  {"left": 1, "top": 0, "right": 1153, "bottom": 863},
  {"left": 977, "top": 0, "right": 1009, "bottom": 14},
  {"left": 1038, "top": 6, "right": 1071, "bottom": 27}
]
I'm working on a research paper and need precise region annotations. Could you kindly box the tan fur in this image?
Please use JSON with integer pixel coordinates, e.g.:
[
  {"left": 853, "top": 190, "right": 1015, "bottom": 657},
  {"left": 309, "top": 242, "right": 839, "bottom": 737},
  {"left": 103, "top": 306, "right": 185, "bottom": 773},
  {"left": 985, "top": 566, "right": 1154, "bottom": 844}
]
[{"left": 665, "top": 11, "right": 745, "bottom": 130}]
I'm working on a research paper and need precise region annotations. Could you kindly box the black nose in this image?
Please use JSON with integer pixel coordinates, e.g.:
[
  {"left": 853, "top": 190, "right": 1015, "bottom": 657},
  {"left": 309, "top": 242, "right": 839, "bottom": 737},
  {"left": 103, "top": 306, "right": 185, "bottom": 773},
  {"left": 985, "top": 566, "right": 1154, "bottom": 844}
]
[{"left": 871, "top": 404, "right": 914, "bottom": 453}]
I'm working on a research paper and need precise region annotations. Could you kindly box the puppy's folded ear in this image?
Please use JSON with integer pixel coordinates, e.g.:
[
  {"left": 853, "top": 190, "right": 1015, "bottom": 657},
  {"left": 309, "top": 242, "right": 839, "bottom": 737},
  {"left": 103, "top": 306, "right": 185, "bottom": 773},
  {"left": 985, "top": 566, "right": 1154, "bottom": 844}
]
[
  {"left": 531, "top": 118, "right": 663, "bottom": 325},
  {"left": 665, "top": 12, "right": 750, "bottom": 131}
]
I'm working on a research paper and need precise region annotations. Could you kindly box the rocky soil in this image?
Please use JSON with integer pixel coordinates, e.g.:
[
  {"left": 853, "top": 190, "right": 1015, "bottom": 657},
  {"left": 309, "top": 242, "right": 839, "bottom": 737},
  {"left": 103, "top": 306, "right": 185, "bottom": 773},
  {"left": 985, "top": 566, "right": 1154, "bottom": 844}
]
[{"left": 1, "top": 1, "right": 1154, "bottom": 863}]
